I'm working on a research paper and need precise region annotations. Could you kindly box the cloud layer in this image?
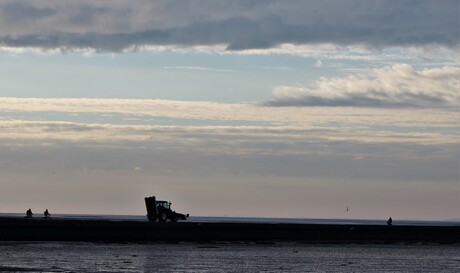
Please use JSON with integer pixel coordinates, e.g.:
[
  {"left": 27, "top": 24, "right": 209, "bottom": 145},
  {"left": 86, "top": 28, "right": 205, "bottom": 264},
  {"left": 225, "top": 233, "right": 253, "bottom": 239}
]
[
  {"left": 0, "top": 97, "right": 458, "bottom": 158},
  {"left": 0, "top": 0, "right": 458, "bottom": 52},
  {"left": 1, "top": 97, "right": 459, "bottom": 128},
  {"left": 266, "top": 64, "right": 460, "bottom": 108}
]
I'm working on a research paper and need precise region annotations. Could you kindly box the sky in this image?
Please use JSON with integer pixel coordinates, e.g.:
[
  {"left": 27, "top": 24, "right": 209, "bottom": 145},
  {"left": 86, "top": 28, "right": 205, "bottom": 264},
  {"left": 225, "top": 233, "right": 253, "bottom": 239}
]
[{"left": 0, "top": 0, "right": 459, "bottom": 220}]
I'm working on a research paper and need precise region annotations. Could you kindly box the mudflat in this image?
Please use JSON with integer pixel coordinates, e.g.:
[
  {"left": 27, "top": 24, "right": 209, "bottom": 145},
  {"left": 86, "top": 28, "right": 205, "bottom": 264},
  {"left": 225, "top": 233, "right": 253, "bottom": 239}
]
[{"left": 0, "top": 217, "right": 458, "bottom": 244}]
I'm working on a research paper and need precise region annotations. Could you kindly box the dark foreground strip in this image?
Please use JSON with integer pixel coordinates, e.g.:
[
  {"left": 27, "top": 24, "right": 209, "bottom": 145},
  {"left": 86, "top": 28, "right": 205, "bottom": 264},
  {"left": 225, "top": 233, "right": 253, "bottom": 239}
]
[{"left": 0, "top": 218, "right": 458, "bottom": 244}]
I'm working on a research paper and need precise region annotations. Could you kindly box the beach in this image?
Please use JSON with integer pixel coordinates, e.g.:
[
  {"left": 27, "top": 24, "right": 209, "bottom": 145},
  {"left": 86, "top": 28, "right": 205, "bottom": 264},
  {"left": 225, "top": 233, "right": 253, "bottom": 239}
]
[
  {"left": 1, "top": 217, "right": 459, "bottom": 272},
  {"left": 1, "top": 217, "right": 459, "bottom": 244},
  {"left": 0, "top": 242, "right": 459, "bottom": 272}
]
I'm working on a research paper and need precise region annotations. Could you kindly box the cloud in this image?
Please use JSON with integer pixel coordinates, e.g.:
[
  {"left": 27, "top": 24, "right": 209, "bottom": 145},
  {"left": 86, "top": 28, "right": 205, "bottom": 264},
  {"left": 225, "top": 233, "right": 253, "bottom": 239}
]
[
  {"left": 314, "top": 60, "right": 323, "bottom": 67},
  {"left": 1, "top": 96, "right": 458, "bottom": 154},
  {"left": 265, "top": 64, "right": 460, "bottom": 108},
  {"left": 163, "top": 66, "right": 233, "bottom": 73},
  {"left": 0, "top": 0, "right": 458, "bottom": 52},
  {"left": 1, "top": 97, "right": 459, "bottom": 129},
  {"left": 0, "top": 119, "right": 457, "bottom": 160}
]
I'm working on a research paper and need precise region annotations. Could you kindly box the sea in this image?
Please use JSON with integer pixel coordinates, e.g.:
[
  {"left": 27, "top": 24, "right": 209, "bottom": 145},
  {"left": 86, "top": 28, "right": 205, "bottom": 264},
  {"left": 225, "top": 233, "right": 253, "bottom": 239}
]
[{"left": 0, "top": 213, "right": 459, "bottom": 272}]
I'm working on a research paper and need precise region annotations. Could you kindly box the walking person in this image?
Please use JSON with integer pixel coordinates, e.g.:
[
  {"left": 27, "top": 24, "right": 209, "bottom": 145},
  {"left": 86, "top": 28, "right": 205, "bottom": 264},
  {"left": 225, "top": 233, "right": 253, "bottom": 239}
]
[
  {"left": 387, "top": 217, "right": 393, "bottom": 225},
  {"left": 26, "top": 208, "right": 33, "bottom": 218}
]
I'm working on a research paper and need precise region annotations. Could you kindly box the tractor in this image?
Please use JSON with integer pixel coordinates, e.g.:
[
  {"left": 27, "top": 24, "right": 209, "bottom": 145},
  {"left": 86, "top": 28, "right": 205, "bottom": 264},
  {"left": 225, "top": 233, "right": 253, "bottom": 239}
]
[{"left": 145, "top": 196, "right": 189, "bottom": 222}]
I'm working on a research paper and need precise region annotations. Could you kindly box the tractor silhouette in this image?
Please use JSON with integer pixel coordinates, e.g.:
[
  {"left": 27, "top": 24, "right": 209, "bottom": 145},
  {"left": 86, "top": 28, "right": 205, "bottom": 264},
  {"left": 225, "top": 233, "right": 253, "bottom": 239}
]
[{"left": 145, "top": 196, "right": 189, "bottom": 222}]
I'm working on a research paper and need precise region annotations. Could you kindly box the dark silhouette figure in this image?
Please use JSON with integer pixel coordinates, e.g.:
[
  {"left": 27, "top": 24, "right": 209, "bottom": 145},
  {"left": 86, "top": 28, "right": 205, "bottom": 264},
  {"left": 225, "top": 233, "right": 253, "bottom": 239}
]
[
  {"left": 26, "top": 208, "right": 33, "bottom": 218},
  {"left": 387, "top": 217, "right": 393, "bottom": 225},
  {"left": 44, "top": 209, "right": 50, "bottom": 219}
]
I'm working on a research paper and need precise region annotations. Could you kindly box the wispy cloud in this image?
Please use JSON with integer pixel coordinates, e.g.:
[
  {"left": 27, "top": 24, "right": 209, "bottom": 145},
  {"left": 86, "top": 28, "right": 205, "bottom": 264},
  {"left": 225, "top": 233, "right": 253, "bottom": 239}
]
[
  {"left": 1, "top": 97, "right": 459, "bottom": 128},
  {"left": 0, "top": 119, "right": 457, "bottom": 155},
  {"left": 163, "top": 66, "right": 233, "bottom": 72},
  {"left": 0, "top": 0, "right": 458, "bottom": 52},
  {"left": 0, "top": 97, "right": 458, "bottom": 158},
  {"left": 265, "top": 64, "right": 460, "bottom": 108}
]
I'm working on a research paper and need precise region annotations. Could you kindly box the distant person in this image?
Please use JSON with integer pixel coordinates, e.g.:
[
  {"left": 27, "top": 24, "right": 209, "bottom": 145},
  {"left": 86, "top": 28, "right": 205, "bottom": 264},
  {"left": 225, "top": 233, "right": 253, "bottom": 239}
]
[
  {"left": 26, "top": 208, "right": 33, "bottom": 218},
  {"left": 44, "top": 209, "right": 50, "bottom": 219},
  {"left": 387, "top": 217, "right": 393, "bottom": 225}
]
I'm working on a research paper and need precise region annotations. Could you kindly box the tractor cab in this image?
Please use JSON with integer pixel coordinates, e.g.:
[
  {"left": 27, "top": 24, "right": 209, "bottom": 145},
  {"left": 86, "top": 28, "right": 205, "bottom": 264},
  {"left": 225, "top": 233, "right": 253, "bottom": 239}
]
[{"left": 156, "top": 201, "right": 171, "bottom": 210}]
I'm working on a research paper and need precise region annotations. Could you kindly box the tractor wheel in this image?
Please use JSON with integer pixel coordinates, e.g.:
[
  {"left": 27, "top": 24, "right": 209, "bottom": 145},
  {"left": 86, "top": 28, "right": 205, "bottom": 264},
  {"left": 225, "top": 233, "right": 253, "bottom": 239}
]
[
  {"left": 159, "top": 212, "right": 168, "bottom": 222},
  {"left": 147, "top": 215, "right": 157, "bottom": 222},
  {"left": 171, "top": 215, "right": 178, "bottom": 222}
]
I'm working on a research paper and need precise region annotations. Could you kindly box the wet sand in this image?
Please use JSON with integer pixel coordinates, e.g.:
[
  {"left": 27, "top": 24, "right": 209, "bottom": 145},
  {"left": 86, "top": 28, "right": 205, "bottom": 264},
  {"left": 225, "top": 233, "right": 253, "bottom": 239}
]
[
  {"left": 1, "top": 243, "right": 459, "bottom": 272},
  {"left": 0, "top": 217, "right": 458, "bottom": 244}
]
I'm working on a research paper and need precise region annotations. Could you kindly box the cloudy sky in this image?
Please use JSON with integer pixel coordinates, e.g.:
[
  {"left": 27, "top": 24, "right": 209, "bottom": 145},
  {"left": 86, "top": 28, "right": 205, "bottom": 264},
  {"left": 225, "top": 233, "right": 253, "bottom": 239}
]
[{"left": 1, "top": 0, "right": 459, "bottom": 220}]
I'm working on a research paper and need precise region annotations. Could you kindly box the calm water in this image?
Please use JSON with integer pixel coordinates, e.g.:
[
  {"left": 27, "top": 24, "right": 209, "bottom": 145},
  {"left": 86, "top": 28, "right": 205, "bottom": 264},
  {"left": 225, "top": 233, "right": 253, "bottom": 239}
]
[{"left": 0, "top": 242, "right": 459, "bottom": 272}]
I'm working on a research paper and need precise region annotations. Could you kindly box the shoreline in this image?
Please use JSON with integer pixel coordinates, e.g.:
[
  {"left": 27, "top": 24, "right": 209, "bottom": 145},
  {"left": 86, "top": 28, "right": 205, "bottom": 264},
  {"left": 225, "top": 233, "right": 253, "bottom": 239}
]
[{"left": 1, "top": 217, "right": 459, "bottom": 244}]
